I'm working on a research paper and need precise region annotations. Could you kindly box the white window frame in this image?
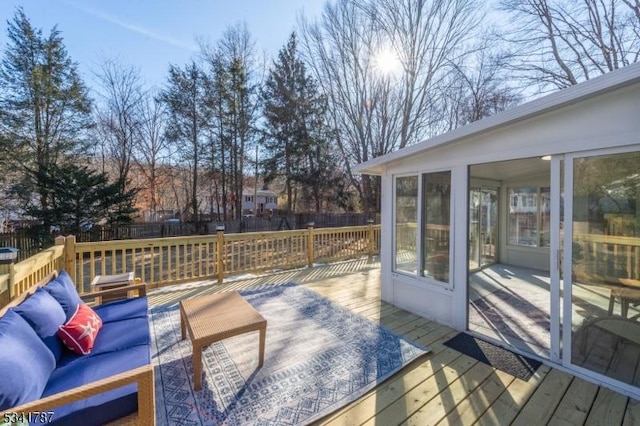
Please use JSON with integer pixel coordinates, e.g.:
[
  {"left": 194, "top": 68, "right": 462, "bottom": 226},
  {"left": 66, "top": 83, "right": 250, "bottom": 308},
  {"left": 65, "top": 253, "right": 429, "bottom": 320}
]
[{"left": 392, "top": 169, "right": 455, "bottom": 289}]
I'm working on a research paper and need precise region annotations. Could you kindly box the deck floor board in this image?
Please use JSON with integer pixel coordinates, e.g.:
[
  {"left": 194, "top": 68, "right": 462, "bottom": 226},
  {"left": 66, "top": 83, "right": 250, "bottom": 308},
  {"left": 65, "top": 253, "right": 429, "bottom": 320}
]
[{"left": 145, "top": 258, "right": 639, "bottom": 425}]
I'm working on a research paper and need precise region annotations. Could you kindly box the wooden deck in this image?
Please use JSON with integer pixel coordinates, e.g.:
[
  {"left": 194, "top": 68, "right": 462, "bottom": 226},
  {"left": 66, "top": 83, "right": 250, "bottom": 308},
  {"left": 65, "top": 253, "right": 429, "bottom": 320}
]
[{"left": 147, "top": 257, "right": 640, "bottom": 425}]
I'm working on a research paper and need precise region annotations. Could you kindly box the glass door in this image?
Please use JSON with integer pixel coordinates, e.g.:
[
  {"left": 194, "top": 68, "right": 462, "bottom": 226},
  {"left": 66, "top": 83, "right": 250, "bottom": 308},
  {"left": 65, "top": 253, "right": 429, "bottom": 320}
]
[
  {"left": 564, "top": 149, "right": 640, "bottom": 389},
  {"left": 469, "top": 187, "right": 498, "bottom": 271},
  {"left": 468, "top": 158, "right": 559, "bottom": 360}
]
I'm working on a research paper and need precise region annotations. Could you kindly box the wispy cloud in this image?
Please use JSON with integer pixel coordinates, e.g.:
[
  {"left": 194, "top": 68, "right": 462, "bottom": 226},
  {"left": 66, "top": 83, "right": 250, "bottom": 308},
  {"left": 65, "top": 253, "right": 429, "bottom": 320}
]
[{"left": 66, "top": 1, "right": 198, "bottom": 52}]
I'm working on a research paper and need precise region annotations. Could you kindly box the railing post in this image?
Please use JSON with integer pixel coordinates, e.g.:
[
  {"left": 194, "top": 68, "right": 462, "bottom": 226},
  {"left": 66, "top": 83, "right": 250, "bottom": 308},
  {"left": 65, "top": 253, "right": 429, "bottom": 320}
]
[
  {"left": 216, "top": 225, "right": 225, "bottom": 284},
  {"left": 307, "top": 222, "right": 315, "bottom": 268},
  {"left": 64, "top": 235, "right": 77, "bottom": 283},
  {"left": 367, "top": 218, "right": 375, "bottom": 259}
]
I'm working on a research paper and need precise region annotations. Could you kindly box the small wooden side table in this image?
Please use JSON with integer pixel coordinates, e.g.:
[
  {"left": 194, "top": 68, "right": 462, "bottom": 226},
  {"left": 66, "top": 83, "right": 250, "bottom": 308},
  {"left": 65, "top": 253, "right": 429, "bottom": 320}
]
[
  {"left": 180, "top": 292, "right": 267, "bottom": 391},
  {"left": 91, "top": 272, "right": 135, "bottom": 304}
]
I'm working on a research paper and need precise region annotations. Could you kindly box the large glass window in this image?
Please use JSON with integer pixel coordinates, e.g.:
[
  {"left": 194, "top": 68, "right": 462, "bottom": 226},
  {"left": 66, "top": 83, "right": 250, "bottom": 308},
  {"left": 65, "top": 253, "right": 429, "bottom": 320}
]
[
  {"left": 421, "top": 171, "right": 451, "bottom": 283},
  {"left": 395, "top": 176, "right": 418, "bottom": 274},
  {"left": 508, "top": 186, "right": 550, "bottom": 247}
]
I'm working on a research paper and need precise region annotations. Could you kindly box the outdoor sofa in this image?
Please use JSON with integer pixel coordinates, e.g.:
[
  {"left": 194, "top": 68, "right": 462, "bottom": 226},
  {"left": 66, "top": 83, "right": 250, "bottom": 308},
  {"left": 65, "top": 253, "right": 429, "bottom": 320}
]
[{"left": 0, "top": 270, "right": 155, "bottom": 425}]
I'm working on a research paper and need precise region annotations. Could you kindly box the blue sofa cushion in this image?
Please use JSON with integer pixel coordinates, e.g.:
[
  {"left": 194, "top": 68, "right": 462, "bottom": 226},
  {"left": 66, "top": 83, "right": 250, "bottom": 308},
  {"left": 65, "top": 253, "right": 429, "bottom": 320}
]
[
  {"left": 13, "top": 287, "right": 66, "bottom": 361},
  {"left": 42, "top": 344, "right": 150, "bottom": 424},
  {"left": 57, "top": 317, "right": 151, "bottom": 367},
  {"left": 93, "top": 296, "right": 148, "bottom": 323},
  {"left": 44, "top": 270, "right": 83, "bottom": 321},
  {"left": 0, "top": 310, "right": 56, "bottom": 411},
  {"left": 91, "top": 317, "right": 150, "bottom": 355}
]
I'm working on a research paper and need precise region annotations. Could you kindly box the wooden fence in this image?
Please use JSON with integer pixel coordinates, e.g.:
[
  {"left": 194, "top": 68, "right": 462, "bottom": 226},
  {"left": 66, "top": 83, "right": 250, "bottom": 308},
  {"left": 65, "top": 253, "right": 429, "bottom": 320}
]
[
  {"left": 0, "top": 214, "right": 379, "bottom": 252},
  {"left": 0, "top": 225, "right": 380, "bottom": 302},
  {"left": 0, "top": 232, "right": 54, "bottom": 261}
]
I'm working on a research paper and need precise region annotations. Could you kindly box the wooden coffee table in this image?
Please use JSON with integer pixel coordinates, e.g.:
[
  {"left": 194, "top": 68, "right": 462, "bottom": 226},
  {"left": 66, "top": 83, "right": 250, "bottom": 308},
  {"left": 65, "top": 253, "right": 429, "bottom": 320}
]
[{"left": 179, "top": 292, "right": 267, "bottom": 390}]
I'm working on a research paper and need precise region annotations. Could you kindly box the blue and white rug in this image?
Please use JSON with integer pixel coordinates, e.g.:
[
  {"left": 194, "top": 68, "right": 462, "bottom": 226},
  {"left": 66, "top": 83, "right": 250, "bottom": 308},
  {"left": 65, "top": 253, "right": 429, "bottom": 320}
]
[{"left": 150, "top": 283, "right": 429, "bottom": 425}]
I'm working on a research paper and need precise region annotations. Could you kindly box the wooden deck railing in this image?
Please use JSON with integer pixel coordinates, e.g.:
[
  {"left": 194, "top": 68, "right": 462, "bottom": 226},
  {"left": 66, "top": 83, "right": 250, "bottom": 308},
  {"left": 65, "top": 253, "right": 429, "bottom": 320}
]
[
  {"left": 574, "top": 233, "right": 640, "bottom": 285},
  {"left": 0, "top": 236, "right": 66, "bottom": 305},
  {"left": 2, "top": 225, "right": 638, "bottom": 303},
  {"left": 64, "top": 224, "right": 380, "bottom": 293},
  {"left": 0, "top": 225, "right": 377, "bottom": 302}
]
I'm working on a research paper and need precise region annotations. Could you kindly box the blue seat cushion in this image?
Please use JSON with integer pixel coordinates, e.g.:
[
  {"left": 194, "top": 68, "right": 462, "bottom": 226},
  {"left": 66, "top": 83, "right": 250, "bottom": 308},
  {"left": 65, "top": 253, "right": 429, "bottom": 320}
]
[
  {"left": 44, "top": 270, "right": 83, "bottom": 321},
  {"left": 0, "top": 310, "right": 56, "bottom": 411},
  {"left": 93, "top": 296, "right": 148, "bottom": 323},
  {"left": 13, "top": 287, "right": 66, "bottom": 361},
  {"left": 57, "top": 317, "right": 151, "bottom": 367},
  {"left": 42, "top": 344, "right": 150, "bottom": 424}
]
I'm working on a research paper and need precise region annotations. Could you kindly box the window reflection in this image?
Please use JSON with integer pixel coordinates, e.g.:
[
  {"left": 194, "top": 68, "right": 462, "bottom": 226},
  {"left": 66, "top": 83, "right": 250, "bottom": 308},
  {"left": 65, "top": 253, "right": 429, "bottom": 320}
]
[
  {"left": 395, "top": 176, "right": 418, "bottom": 274},
  {"left": 422, "top": 171, "right": 451, "bottom": 283},
  {"left": 508, "top": 186, "right": 550, "bottom": 247},
  {"left": 571, "top": 151, "right": 640, "bottom": 387}
]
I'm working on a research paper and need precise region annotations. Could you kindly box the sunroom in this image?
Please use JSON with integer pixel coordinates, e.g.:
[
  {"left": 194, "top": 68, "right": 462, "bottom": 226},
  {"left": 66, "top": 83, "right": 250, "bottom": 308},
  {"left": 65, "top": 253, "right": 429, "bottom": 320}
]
[{"left": 356, "top": 63, "right": 640, "bottom": 397}]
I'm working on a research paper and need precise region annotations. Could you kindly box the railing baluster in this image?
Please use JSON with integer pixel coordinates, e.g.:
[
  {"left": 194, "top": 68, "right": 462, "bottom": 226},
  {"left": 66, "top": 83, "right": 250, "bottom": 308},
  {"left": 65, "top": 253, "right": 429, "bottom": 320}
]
[
  {"left": 150, "top": 245, "right": 155, "bottom": 284},
  {"left": 159, "top": 244, "right": 164, "bottom": 282},
  {"left": 101, "top": 250, "right": 106, "bottom": 276},
  {"left": 191, "top": 242, "right": 195, "bottom": 279},
  {"left": 166, "top": 245, "right": 172, "bottom": 282},
  {"left": 90, "top": 251, "right": 95, "bottom": 288}
]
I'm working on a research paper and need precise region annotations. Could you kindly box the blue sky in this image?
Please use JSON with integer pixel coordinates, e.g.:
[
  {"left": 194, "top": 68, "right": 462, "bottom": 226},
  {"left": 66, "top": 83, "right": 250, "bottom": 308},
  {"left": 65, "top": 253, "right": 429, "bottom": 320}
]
[{"left": 0, "top": 0, "right": 326, "bottom": 90}]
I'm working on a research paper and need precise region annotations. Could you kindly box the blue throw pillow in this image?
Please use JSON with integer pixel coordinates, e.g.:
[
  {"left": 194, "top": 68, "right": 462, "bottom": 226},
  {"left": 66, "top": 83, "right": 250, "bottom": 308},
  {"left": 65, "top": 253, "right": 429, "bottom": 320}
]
[
  {"left": 44, "top": 270, "right": 83, "bottom": 321},
  {"left": 13, "top": 287, "right": 67, "bottom": 362},
  {"left": 0, "top": 310, "right": 56, "bottom": 410}
]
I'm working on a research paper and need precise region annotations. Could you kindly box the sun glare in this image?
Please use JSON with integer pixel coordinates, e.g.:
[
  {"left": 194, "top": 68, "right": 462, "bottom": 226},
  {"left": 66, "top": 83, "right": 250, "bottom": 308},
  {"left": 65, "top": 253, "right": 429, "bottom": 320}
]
[{"left": 373, "top": 47, "right": 401, "bottom": 77}]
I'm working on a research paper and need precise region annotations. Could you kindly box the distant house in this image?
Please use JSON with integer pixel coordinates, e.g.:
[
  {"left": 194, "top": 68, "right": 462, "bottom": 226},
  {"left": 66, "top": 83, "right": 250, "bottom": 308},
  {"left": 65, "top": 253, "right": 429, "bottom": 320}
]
[
  {"left": 356, "top": 64, "right": 640, "bottom": 398},
  {"left": 241, "top": 189, "right": 278, "bottom": 216}
]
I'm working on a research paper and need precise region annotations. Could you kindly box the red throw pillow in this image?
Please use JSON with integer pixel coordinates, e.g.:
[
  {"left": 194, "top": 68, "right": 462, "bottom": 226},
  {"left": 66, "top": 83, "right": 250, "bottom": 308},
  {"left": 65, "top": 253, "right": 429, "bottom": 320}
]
[{"left": 57, "top": 304, "right": 103, "bottom": 355}]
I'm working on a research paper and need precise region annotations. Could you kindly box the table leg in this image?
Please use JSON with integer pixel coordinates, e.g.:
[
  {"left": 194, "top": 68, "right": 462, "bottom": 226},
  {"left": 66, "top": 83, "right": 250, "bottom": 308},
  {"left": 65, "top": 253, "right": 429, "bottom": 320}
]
[
  {"left": 180, "top": 309, "right": 186, "bottom": 340},
  {"left": 258, "top": 324, "right": 266, "bottom": 367},
  {"left": 193, "top": 343, "right": 202, "bottom": 391}
]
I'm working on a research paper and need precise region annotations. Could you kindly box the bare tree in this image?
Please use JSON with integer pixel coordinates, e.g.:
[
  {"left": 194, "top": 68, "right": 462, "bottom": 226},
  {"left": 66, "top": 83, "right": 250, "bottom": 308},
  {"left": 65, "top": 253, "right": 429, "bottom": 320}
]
[
  {"left": 94, "top": 58, "right": 144, "bottom": 191},
  {"left": 200, "top": 23, "right": 260, "bottom": 219},
  {"left": 165, "top": 164, "right": 192, "bottom": 219},
  {"left": 300, "top": 0, "right": 483, "bottom": 212},
  {"left": 626, "top": 0, "right": 640, "bottom": 38},
  {"left": 499, "top": 0, "right": 640, "bottom": 92},
  {"left": 132, "top": 92, "right": 172, "bottom": 220},
  {"left": 360, "top": 0, "right": 483, "bottom": 146},
  {"left": 442, "top": 40, "right": 522, "bottom": 129}
]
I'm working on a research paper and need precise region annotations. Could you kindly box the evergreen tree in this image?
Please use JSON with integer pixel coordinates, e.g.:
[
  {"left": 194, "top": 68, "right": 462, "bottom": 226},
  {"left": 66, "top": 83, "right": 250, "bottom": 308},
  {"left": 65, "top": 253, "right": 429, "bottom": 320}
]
[
  {"left": 261, "top": 32, "right": 337, "bottom": 212},
  {"left": 159, "top": 61, "right": 209, "bottom": 222},
  {"left": 0, "top": 8, "right": 93, "bottom": 228},
  {"left": 227, "top": 56, "right": 254, "bottom": 218},
  {"left": 17, "top": 163, "right": 137, "bottom": 234},
  {"left": 202, "top": 24, "right": 258, "bottom": 220},
  {"left": 297, "top": 118, "right": 341, "bottom": 212}
]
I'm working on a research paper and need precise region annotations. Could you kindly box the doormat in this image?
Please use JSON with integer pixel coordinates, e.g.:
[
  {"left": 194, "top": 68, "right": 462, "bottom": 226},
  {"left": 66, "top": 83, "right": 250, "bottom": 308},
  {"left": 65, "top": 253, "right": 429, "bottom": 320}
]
[{"left": 444, "top": 333, "right": 541, "bottom": 381}]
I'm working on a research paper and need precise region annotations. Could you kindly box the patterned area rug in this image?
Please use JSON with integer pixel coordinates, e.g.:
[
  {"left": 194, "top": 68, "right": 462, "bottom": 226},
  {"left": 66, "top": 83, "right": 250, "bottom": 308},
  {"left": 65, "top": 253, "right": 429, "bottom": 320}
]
[{"left": 151, "top": 283, "right": 429, "bottom": 425}]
